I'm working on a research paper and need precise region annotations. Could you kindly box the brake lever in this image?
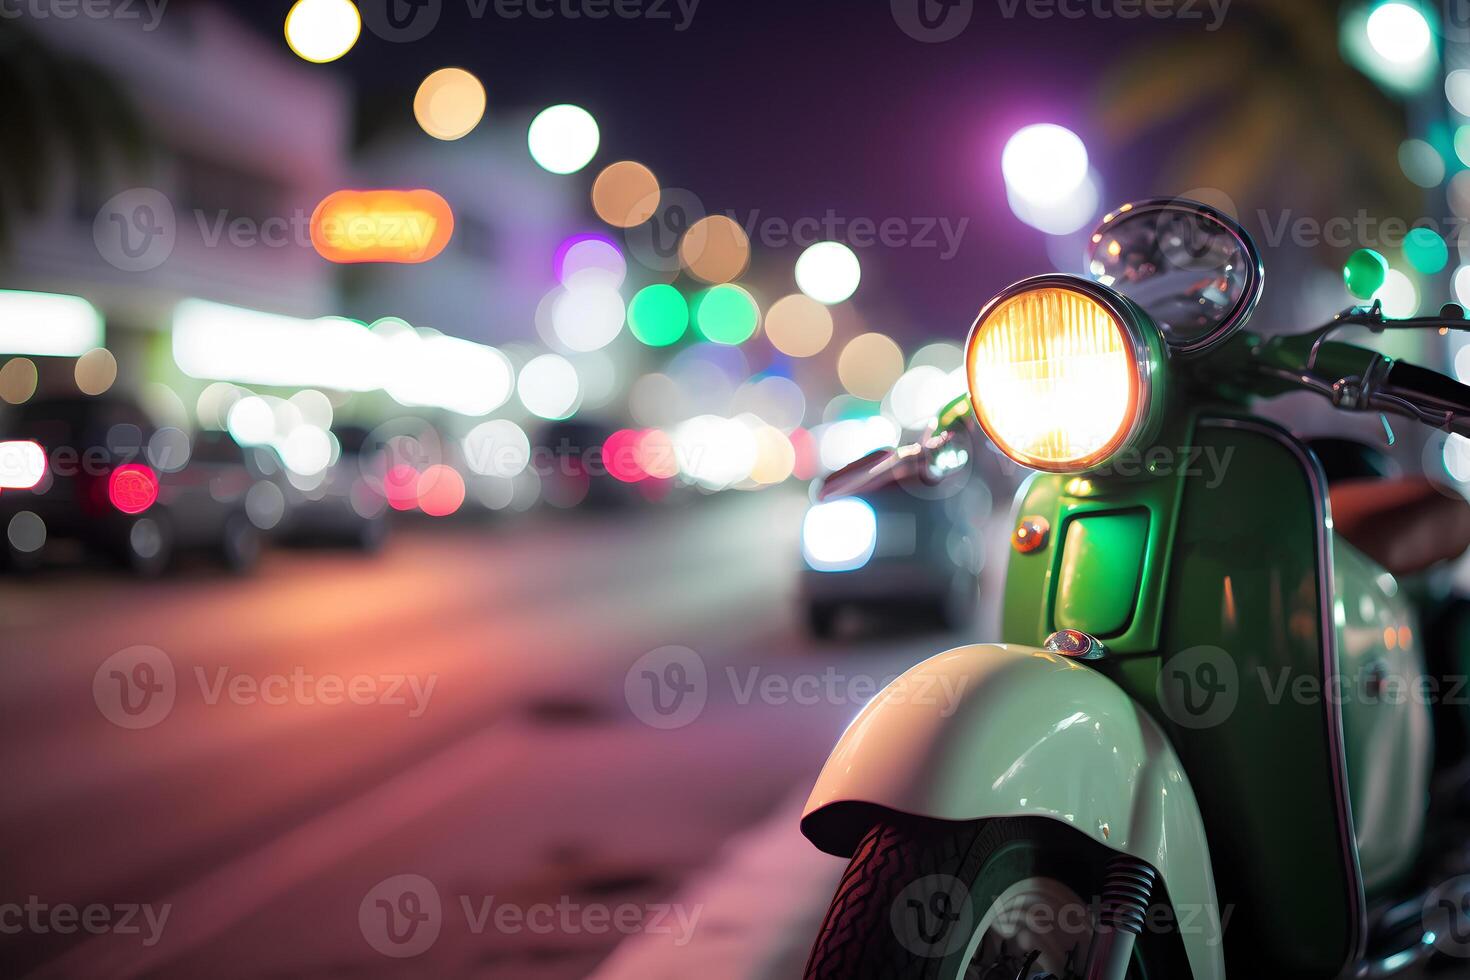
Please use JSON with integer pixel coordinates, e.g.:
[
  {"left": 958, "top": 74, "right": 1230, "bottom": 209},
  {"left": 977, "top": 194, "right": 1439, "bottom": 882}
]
[{"left": 1307, "top": 301, "right": 1470, "bottom": 371}]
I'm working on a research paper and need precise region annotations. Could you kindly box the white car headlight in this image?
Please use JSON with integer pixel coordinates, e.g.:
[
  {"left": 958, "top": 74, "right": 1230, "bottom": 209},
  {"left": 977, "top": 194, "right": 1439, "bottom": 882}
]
[{"left": 802, "top": 498, "right": 877, "bottom": 572}]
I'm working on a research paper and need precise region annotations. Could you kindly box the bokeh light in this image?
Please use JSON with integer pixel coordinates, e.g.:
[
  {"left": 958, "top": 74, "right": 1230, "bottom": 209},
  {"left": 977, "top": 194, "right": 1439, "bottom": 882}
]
[
  {"left": 1455, "top": 265, "right": 1470, "bottom": 307},
  {"left": 628, "top": 285, "right": 689, "bottom": 347},
  {"left": 1002, "top": 124, "right": 1089, "bottom": 204},
  {"left": 1374, "top": 268, "right": 1420, "bottom": 317},
  {"left": 552, "top": 284, "right": 626, "bottom": 352},
  {"left": 0, "top": 358, "right": 37, "bottom": 405},
  {"left": 528, "top": 104, "right": 600, "bottom": 175},
  {"left": 733, "top": 375, "right": 806, "bottom": 430},
  {"left": 1398, "top": 139, "right": 1445, "bottom": 188},
  {"left": 887, "top": 364, "right": 966, "bottom": 430},
  {"left": 418, "top": 465, "right": 467, "bottom": 517},
  {"left": 818, "top": 415, "right": 900, "bottom": 471},
  {"left": 464, "top": 419, "right": 531, "bottom": 478},
  {"left": 1451, "top": 70, "right": 1470, "bottom": 115},
  {"left": 284, "top": 0, "right": 360, "bottom": 63},
  {"left": 693, "top": 285, "right": 761, "bottom": 345},
  {"left": 838, "top": 332, "right": 904, "bottom": 400},
  {"left": 1405, "top": 227, "right": 1449, "bottom": 274},
  {"left": 680, "top": 215, "right": 752, "bottom": 283},
  {"left": 592, "top": 161, "right": 660, "bottom": 228},
  {"left": 414, "top": 68, "right": 486, "bottom": 141},
  {"left": 556, "top": 234, "right": 626, "bottom": 288},
  {"left": 1344, "top": 248, "right": 1389, "bottom": 300},
  {"left": 795, "top": 242, "right": 861, "bottom": 305},
  {"left": 764, "top": 294, "right": 833, "bottom": 357},
  {"left": 74, "top": 347, "right": 117, "bottom": 396},
  {"left": 1366, "top": 2, "right": 1432, "bottom": 64},
  {"left": 519, "top": 353, "right": 581, "bottom": 419}
]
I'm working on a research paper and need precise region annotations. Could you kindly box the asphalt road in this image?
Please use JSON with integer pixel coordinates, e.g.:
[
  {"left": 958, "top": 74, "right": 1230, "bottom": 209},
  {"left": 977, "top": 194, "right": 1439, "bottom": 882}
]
[{"left": 0, "top": 490, "right": 976, "bottom": 978}]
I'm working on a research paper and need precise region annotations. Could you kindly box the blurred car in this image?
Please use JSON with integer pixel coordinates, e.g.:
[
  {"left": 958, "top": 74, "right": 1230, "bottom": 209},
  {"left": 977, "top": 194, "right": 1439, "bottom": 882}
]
[
  {"left": 0, "top": 396, "right": 262, "bottom": 575},
  {"left": 533, "top": 419, "right": 639, "bottom": 511},
  {"left": 799, "top": 448, "right": 988, "bottom": 639},
  {"left": 274, "top": 425, "right": 389, "bottom": 551}
]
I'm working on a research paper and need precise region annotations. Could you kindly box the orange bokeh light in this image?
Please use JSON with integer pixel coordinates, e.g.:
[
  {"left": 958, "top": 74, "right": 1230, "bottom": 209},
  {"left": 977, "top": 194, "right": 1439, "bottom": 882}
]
[{"left": 310, "top": 189, "right": 455, "bottom": 264}]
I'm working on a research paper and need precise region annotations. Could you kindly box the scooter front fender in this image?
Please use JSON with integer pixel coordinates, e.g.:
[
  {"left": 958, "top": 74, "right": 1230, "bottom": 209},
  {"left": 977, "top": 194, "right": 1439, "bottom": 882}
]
[{"left": 802, "top": 643, "right": 1225, "bottom": 980}]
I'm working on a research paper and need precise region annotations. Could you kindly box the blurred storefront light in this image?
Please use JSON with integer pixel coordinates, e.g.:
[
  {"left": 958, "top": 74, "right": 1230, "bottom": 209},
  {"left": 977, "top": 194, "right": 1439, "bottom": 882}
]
[
  {"left": 764, "top": 293, "right": 833, "bottom": 357},
  {"left": 693, "top": 285, "right": 761, "bottom": 345},
  {"left": 173, "top": 300, "right": 514, "bottom": 417},
  {"left": 0, "top": 291, "right": 103, "bottom": 356},
  {"left": 310, "top": 189, "right": 454, "bottom": 264},
  {"left": 0, "top": 441, "right": 46, "bottom": 490},
  {"left": 628, "top": 285, "right": 690, "bottom": 347}
]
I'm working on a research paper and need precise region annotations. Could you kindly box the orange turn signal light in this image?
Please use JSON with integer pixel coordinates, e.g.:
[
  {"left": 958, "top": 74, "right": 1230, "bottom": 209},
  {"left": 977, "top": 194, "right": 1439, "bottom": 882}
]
[{"left": 310, "top": 189, "right": 454, "bottom": 264}]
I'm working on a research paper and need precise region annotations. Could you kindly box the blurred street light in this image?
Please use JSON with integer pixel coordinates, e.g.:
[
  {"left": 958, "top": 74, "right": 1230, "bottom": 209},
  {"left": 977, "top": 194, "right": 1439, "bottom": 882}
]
[
  {"left": 284, "top": 0, "right": 361, "bottom": 63},
  {"left": 794, "top": 242, "right": 861, "bottom": 305},
  {"left": 528, "top": 104, "right": 600, "bottom": 174},
  {"left": 414, "top": 68, "right": 487, "bottom": 141}
]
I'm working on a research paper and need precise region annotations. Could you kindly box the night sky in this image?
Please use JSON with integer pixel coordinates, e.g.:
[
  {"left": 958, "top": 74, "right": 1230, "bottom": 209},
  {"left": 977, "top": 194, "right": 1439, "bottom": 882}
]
[{"left": 220, "top": 0, "right": 1191, "bottom": 339}]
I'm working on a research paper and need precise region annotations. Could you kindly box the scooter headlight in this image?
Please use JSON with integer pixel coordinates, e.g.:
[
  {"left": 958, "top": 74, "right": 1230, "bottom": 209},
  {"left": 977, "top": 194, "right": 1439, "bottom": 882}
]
[
  {"left": 803, "top": 498, "right": 877, "bottom": 572},
  {"left": 965, "top": 275, "right": 1164, "bottom": 473}
]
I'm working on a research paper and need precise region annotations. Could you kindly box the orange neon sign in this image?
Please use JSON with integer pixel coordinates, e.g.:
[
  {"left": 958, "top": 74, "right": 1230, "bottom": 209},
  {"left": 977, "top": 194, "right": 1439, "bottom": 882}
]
[{"left": 310, "top": 189, "right": 454, "bottom": 264}]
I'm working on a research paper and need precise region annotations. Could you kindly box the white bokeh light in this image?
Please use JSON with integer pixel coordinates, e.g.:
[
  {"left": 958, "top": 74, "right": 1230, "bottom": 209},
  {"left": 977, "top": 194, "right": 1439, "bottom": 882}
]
[
  {"left": 528, "top": 104, "right": 600, "bottom": 175},
  {"left": 795, "top": 242, "right": 862, "bottom": 305}
]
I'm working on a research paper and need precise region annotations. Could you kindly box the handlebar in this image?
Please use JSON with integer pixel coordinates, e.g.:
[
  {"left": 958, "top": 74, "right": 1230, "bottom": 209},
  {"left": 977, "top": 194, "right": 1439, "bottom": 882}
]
[{"left": 1248, "top": 302, "right": 1470, "bottom": 439}]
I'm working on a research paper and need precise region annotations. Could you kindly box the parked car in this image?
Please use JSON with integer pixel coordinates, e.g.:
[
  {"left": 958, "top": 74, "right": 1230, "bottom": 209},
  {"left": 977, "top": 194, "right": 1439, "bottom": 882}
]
[
  {"left": 275, "top": 425, "right": 389, "bottom": 551},
  {"left": 800, "top": 433, "right": 989, "bottom": 638},
  {"left": 0, "top": 396, "right": 262, "bottom": 575}
]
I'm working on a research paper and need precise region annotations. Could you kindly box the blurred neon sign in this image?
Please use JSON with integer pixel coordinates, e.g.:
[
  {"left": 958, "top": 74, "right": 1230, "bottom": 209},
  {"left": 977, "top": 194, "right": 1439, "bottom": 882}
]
[{"left": 310, "top": 189, "right": 454, "bottom": 264}]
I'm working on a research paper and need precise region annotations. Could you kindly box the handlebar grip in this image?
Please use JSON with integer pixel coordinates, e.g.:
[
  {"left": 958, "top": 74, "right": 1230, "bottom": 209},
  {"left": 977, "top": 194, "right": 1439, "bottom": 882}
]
[{"left": 1384, "top": 361, "right": 1470, "bottom": 417}]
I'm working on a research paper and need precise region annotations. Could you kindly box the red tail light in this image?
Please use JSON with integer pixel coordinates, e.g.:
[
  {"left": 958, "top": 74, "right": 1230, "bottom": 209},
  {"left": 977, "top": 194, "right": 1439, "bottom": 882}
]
[
  {"left": 108, "top": 464, "right": 159, "bottom": 514},
  {"left": 0, "top": 441, "right": 46, "bottom": 490}
]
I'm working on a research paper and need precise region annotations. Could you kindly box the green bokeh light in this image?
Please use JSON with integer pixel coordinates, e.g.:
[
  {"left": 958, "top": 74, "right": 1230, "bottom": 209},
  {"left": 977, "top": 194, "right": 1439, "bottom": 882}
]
[
  {"left": 1344, "top": 248, "right": 1389, "bottom": 300},
  {"left": 693, "top": 285, "right": 760, "bottom": 345},
  {"left": 1405, "top": 227, "right": 1449, "bottom": 275},
  {"left": 1455, "top": 125, "right": 1470, "bottom": 167},
  {"left": 627, "top": 285, "right": 689, "bottom": 347}
]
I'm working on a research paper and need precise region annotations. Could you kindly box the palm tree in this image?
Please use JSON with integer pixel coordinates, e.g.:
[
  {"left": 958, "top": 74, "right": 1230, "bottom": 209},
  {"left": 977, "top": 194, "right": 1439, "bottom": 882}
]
[{"left": 1096, "top": 0, "right": 1420, "bottom": 222}]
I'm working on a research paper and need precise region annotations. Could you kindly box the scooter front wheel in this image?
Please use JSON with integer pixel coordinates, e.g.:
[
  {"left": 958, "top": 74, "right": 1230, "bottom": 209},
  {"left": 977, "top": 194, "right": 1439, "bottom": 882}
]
[{"left": 803, "top": 816, "right": 1188, "bottom": 980}]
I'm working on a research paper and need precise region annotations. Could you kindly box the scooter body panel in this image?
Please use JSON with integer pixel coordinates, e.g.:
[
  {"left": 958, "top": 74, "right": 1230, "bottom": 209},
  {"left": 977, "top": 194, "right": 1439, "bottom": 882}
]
[{"left": 800, "top": 642, "right": 1227, "bottom": 980}]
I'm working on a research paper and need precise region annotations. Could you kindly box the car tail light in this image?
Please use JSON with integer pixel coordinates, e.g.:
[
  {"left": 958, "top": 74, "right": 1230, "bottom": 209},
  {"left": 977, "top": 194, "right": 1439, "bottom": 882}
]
[
  {"left": 108, "top": 464, "right": 159, "bottom": 514},
  {"left": 0, "top": 441, "right": 46, "bottom": 489}
]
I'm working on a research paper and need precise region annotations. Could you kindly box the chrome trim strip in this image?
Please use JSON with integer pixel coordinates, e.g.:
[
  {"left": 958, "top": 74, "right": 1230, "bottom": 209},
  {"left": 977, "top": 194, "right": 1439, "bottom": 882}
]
[{"left": 1200, "top": 416, "right": 1367, "bottom": 969}]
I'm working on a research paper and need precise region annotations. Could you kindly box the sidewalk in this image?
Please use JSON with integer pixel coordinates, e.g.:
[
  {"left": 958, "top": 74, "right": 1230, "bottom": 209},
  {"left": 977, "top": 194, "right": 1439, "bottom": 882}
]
[{"left": 590, "top": 790, "right": 845, "bottom": 980}]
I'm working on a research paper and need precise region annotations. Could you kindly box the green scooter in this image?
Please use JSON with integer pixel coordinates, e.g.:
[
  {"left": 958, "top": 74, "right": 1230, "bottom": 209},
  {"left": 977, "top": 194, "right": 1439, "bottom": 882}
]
[{"left": 800, "top": 198, "right": 1470, "bottom": 979}]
